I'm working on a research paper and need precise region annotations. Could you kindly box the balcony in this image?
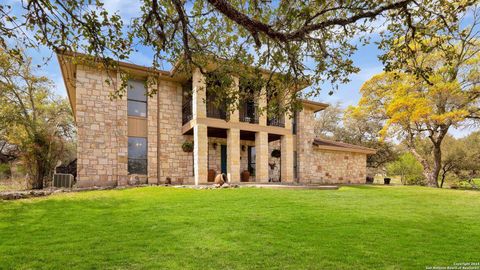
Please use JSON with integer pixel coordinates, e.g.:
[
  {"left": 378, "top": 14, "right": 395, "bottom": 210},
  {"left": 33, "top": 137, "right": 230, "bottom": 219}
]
[
  {"left": 239, "top": 101, "right": 259, "bottom": 124},
  {"left": 182, "top": 102, "right": 192, "bottom": 125},
  {"left": 267, "top": 116, "right": 285, "bottom": 127},
  {"left": 207, "top": 102, "right": 228, "bottom": 120}
]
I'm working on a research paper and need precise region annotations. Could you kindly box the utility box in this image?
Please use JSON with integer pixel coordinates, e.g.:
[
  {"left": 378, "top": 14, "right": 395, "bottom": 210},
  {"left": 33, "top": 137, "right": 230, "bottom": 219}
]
[{"left": 53, "top": 173, "right": 74, "bottom": 188}]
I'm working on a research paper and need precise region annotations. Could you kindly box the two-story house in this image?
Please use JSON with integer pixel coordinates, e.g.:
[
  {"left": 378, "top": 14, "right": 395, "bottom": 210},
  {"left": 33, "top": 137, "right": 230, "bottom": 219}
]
[{"left": 57, "top": 52, "right": 375, "bottom": 187}]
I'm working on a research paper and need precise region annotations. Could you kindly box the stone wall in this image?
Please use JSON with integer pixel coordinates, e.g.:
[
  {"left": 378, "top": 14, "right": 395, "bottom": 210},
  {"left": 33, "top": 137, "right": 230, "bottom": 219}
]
[
  {"left": 157, "top": 80, "right": 194, "bottom": 184},
  {"left": 305, "top": 149, "right": 366, "bottom": 184},
  {"left": 268, "top": 141, "right": 281, "bottom": 182},
  {"left": 75, "top": 65, "right": 128, "bottom": 187},
  {"left": 296, "top": 107, "right": 368, "bottom": 184},
  {"left": 147, "top": 78, "right": 158, "bottom": 184}
]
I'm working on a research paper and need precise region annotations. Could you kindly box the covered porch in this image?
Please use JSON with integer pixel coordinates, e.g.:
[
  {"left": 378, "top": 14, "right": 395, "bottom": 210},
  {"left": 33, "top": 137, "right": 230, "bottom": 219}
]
[{"left": 183, "top": 126, "right": 294, "bottom": 184}]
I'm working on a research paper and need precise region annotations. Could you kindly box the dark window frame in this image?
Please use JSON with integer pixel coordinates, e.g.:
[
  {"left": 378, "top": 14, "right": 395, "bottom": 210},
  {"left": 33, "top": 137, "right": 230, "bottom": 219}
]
[
  {"left": 248, "top": 146, "right": 256, "bottom": 176},
  {"left": 128, "top": 136, "right": 148, "bottom": 175},
  {"left": 127, "top": 79, "right": 147, "bottom": 118}
]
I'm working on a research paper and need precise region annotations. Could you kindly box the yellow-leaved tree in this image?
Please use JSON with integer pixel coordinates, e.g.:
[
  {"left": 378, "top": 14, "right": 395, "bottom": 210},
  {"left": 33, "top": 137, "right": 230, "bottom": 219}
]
[{"left": 350, "top": 33, "right": 480, "bottom": 186}]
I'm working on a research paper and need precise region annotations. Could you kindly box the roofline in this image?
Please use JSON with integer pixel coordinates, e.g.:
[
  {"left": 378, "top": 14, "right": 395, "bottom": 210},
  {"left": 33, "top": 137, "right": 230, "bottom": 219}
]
[
  {"left": 301, "top": 99, "right": 329, "bottom": 113},
  {"left": 56, "top": 51, "right": 174, "bottom": 77},
  {"left": 312, "top": 138, "right": 377, "bottom": 155}
]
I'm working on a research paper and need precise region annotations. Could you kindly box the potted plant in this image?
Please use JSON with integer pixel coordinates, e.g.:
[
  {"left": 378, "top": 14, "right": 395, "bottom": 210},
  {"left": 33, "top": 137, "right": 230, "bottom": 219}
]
[
  {"left": 182, "top": 141, "right": 194, "bottom": 152},
  {"left": 241, "top": 170, "right": 250, "bottom": 182},
  {"left": 271, "top": 149, "right": 281, "bottom": 158}
]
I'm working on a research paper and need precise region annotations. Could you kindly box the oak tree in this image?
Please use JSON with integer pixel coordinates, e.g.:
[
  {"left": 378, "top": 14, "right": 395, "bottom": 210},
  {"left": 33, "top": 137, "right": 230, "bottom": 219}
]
[{"left": 0, "top": 0, "right": 477, "bottom": 115}]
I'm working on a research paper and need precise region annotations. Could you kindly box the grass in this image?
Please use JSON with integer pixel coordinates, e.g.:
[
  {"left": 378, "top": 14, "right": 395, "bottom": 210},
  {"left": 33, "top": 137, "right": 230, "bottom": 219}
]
[{"left": 1, "top": 186, "right": 479, "bottom": 269}]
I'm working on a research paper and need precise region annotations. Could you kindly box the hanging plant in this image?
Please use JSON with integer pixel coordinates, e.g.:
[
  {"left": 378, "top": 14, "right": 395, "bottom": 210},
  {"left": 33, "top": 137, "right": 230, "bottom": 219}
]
[
  {"left": 182, "top": 141, "right": 194, "bottom": 152},
  {"left": 271, "top": 149, "right": 281, "bottom": 158}
]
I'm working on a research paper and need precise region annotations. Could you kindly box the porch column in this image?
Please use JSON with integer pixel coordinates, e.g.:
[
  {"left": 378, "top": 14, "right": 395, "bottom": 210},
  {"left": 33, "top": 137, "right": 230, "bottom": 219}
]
[
  {"left": 194, "top": 124, "right": 208, "bottom": 185},
  {"left": 258, "top": 86, "right": 267, "bottom": 126},
  {"left": 255, "top": 131, "right": 269, "bottom": 182},
  {"left": 230, "top": 76, "right": 240, "bottom": 122},
  {"left": 227, "top": 128, "right": 240, "bottom": 182},
  {"left": 281, "top": 134, "right": 294, "bottom": 183},
  {"left": 192, "top": 68, "right": 206, "bottom": 119}
]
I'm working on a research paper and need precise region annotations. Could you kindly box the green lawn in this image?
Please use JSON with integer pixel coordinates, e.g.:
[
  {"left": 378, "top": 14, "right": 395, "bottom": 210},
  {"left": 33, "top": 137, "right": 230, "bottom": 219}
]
[{"left": 1, "top": 186, "right": 479, "bottom": 269}]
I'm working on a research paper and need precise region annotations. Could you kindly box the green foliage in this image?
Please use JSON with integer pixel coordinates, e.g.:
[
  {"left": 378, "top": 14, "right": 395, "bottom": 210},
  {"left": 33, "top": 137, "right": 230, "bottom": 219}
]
[
  {"left": 387, "top": 153, "right": 425, "bottom": 185},
  {"left": 315, "top": 103, "right": 398, "bottom": 172},
  {"left": 0, "top": 0, "right": 477, "bottom": 115},
  {"left": 181, "top": 141, "right": 194, "bottom": 152},
  {"left": 351, "top": 24, "right": 480, "bottom": 186},
  {"left": 0, "top": 49, "right": 75, "bottom": 189},
  {"left": 0, "top": 163, "right": 11, "bottom": 179}
]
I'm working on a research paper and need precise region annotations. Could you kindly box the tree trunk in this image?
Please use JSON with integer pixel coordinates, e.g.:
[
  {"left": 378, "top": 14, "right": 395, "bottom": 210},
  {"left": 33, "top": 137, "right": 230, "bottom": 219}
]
[
  {"left": 408, "top": 146, "right": 440, "bottom": 188},
  {"left": 31, "top": 158, "right": 45, "bottom": 189},
  {"left": 440, "top": 171, "right": 446, "bottom": 188},
  {"left": 427, "top": 143, "right": 442, "bottom": 188}
]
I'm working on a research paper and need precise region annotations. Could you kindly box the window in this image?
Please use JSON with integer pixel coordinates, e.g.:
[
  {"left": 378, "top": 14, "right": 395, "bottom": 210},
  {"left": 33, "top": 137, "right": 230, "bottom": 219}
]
[
  {"left": 248, "top": 146, "right": 256, "bottom": 176},
  {"left": 294, "top": 151, "right": 298, "bottom": 179},
  {"left": 292, "top": 112, "right": 298, "bottom": 134},
  {"left": 128, "top": 80, "right": 147, "bottom": 117},
  {"left": 128, "top": 137, "right": 147, "bottom": 175}
]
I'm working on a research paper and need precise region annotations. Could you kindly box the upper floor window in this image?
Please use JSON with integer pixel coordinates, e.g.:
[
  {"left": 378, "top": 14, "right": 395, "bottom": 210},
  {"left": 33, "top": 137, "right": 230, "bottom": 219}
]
[{"left": 128, "top": 80, "right": 147, "bottom": 117}]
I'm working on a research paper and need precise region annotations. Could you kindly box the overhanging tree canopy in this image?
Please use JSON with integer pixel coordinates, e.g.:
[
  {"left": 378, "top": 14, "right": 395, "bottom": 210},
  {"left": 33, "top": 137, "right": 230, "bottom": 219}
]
[{"left": 0, "top": 0, "right": 477, "bottom": 114}]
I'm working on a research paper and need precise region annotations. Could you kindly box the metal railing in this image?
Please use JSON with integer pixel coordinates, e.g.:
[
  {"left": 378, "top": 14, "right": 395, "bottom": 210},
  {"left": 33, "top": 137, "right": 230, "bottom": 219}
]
[
  {"left": 182, "top": 102, "right": 192, "bottom": 125},
  {"left": 267, "top": 116, "right": 285, "bottom": 127},
  {"left": 239, "top": 101, "right": 259, "bottom": 124},
  {"left": 207, "top": 101, "right": 227, "bottom": 120}
]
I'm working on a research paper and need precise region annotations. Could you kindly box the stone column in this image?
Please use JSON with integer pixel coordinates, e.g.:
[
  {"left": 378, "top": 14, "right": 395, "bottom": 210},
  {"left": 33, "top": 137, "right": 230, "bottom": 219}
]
[
  {"left": 281, "top": 134, "right": 294, "bottom": 182},
  {"left": 257, "top": 86, "right": 267, "bottom": 126},
  {"left": 227, "top": 128, "right": 240, "bottom": 182},
  {"left": 255, "top": 131, "right": 269, "bottom": 182},
  {"left": 192, "top": 68, "right": 206, "bottom": 119},
  {"left": 147, "top": 76, "right": 159, "bottom": 184},
  {"left": 284, "top": 112, "right": 293, "bottom": 130},
  {"left": 230, "top": 76, "right": 240, "bottom": 122},
  {"left": 193, "top": 124, "right": 208, "bottom": 185}
]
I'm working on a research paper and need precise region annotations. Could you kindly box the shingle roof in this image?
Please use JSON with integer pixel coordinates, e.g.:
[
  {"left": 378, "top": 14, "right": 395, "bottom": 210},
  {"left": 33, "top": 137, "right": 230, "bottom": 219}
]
[{"left": 312, "top": 138, "right": 376, "bottom": 154}]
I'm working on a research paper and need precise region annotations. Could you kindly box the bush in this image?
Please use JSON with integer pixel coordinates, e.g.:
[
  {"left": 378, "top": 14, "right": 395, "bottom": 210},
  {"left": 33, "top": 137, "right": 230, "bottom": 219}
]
[
  {"left": 386, "top": 153, "right": 425, "bottom": 185},
  {"left": 0, "top": 163, "right": 11, "bottom": 179}
]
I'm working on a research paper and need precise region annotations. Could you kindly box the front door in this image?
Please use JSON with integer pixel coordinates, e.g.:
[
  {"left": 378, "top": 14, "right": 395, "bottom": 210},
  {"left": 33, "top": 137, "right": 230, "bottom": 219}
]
[{"left": 220, "top": 145, "right": 227, "bottom": 174}]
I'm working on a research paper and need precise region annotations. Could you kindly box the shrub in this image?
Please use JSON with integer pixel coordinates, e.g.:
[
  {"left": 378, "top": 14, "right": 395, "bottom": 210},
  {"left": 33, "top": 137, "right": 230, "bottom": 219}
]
[{"left": 386, "top": 153, "right": 425, "bottom": 185}]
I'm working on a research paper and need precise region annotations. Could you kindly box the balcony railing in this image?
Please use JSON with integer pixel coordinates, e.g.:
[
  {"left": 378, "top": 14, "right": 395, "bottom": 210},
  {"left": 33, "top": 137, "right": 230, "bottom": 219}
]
[
  {"left": 267, "top": 116, "right": 285, "bottom": 127},
  {"left": 207, "top": 102, "right": 228, "bottom": 120},
  {"left": 182, "top": 102, "right": 192, "bottom": 125},
  {"left": 239, "top": 101, "right": 259, "bottom": 124}
]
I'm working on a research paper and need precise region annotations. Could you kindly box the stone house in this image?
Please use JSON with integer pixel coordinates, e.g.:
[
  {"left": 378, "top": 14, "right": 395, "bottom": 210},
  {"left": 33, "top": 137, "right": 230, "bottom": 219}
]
[{"left": 57, "top": 53, "right": 375, "bottom": 187}]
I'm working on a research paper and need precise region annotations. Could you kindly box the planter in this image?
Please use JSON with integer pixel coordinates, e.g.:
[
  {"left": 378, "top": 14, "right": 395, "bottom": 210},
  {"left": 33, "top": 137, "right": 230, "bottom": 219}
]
[
  {"left": 208, "top": 169, "right": 216, "bottom": 182},
  {"left": 271, "top": 149, "right": 281, "bottom": 158},
  {"left": 182, "top": 141, "right": 194, "bottom": 152},
  {"left": 384, "top": 178, "right": 391, "bottom": 185},
  {"left": 241, "top": 170, "right": 250, "bottom": 182}
]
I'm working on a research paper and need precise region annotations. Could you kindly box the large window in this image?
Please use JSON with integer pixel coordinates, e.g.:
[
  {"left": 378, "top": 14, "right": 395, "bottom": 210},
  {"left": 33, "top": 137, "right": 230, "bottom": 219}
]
[
  {"left": 128, "top": 80, "right": 147, "bottom": 117},
  {"left": 128, "top": 137, "right": 147, "bottom": 175},
  {"left": 248, "top": 146, "right": 256, "bottom": 176}
]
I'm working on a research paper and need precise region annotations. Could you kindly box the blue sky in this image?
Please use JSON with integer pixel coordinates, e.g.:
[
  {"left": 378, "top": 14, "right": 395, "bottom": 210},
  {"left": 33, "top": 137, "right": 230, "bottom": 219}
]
[{"left": 9, "top": 0, "right": 476, "bottom": 138}]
